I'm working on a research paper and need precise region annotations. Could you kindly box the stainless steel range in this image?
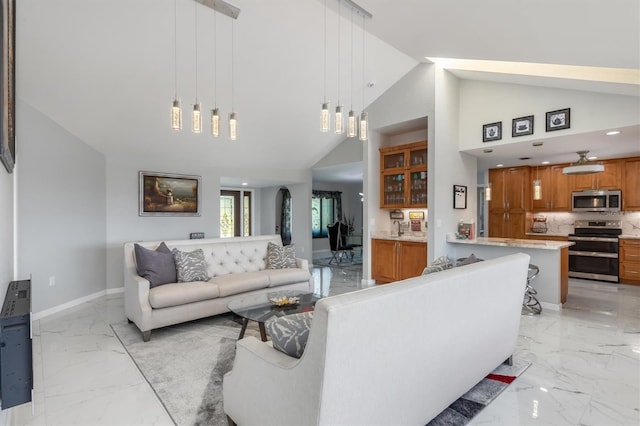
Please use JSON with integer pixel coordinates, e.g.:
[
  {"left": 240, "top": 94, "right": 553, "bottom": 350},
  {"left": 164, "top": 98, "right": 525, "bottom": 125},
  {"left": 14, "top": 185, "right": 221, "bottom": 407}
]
[{"left": 568, "top": 220, "right": 622, "bottom": 283}]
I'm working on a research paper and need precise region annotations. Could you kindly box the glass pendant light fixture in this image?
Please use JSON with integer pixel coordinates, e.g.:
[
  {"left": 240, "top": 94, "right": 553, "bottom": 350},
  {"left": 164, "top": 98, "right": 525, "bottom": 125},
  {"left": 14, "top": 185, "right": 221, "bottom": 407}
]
[
  {"left": 170, "top": 0, "right": 182, "bottom": 130},
  {"left": 358, "top": 14, "right": 368, "bottom": 141},
  {"left": 533, "top": 165, "right": 542, "bottom": 200},
  {"left": 334, "top": 1, "right": 344, "bottom": 134},
  {"left": 347, "top": 7, "right": 357, "bottom": 138},
  {"left": 192, "top": 0, "right": 202, "bottom": 134},
  {"left": 485, "top": 182, "right": 492, "bottom": 201},
  {"left": 210, "top": 12, "right": 220, "bottom": 137},
  {"left": 229, "top": 19, "right": 237, "bottom": 140},
  {"left": 320, "top": 0, "right": 330, "bottom": 132}
]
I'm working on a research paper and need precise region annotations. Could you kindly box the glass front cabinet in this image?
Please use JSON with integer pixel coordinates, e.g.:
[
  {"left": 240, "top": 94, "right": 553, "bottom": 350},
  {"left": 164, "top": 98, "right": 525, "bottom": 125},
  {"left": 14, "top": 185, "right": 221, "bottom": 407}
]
[{"left": 379, "top": 141, "right": 427, "bottom": 208}]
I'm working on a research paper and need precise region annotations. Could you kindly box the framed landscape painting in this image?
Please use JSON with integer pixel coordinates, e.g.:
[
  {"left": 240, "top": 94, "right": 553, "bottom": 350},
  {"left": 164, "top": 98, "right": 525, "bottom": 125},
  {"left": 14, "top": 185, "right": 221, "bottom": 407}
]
[
  {"left": 139, "top": 171, "right": 201, "bottom": 217},
  {"left": 0, "top": 0, "right": 15, "bottom": 173}
]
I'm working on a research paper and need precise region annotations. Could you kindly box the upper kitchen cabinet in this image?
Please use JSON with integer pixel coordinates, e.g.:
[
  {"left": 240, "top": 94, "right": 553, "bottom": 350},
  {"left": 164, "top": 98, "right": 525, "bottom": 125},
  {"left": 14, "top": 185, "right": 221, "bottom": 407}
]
[
  {"left": 622, "top": 157, "right": 640, "bottom": 211},
  {"left": 380, "top": 141, "right": 427, "bottom": 208},
  {"left": 571, "top": 159, "right": 622, "bottom": 191},
  {"left": 488, "top": 166, "right": 530, "bottom": 238},
  {"left": 531, "top": 164, "right": 571, "bottom": 212}
]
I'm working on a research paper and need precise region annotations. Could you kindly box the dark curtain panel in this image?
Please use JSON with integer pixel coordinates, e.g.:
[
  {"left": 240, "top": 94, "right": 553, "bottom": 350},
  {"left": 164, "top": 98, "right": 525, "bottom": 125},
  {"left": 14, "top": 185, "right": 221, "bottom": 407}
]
[
  {"left": 312, "top": 190, "right": 342, "bottom": 222},
  {"left": 280, "top": 188, "right": 292, "bottom": 246}
]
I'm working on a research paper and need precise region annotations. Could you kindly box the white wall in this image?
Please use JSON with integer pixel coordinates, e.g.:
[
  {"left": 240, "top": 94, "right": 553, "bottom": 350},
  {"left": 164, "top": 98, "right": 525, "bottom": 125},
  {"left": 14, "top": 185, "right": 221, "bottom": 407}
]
[
  {"left": 459, "top": 81, "right": 640, "bottom": 151},
  {"left": 0, "top": 154, "right": 14, "bottom": 305},
  {"left": 17, "top": 100, "right": 107, "bottom": 313}
]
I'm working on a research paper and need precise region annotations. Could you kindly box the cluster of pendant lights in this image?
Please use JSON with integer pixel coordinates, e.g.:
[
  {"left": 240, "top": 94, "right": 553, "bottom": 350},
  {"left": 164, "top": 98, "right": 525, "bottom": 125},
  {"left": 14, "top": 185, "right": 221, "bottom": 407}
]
[
  {"left": 170, "top": 0, "right": 238, "bottom": 140},
  {"left": 320, "top": 0, "right": 370, "bottom": 141},
  {"left": 485, "top": 170, "right": 543, "bottom": 202}
]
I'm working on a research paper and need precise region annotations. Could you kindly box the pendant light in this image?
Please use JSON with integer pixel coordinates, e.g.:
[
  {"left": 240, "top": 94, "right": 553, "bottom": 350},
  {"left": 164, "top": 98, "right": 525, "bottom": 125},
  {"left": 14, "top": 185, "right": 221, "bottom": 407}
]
[
  {"left": 562, "top": 151, "right": 605, "bottom": 175},
  {"left": 320, "top": 0, "right": 330, "bottom": 132},
  {"left": 334, "top": 1, "right": 344, "bottom": 134},
  {"left": 229, "top": 19, "right": 237, "bottom": 140},
  {"left": 170, "top": 0, "right": 182, "bottom": 130},
  {"left": 210, "top": 12, "right": 220, "bottom": 137},
  {"left": 347, "top": 7, "right": 357, "bottom": 138},
  {"left": 192, "top": 0, "right": 202, "bottom": 134},
  {"left": 485, "top": 182, "right": 492, "bottom": 201},
  {"left": 358, "top": 13, "right": 368, "bottom": 141},
  {"left": 533, "top": 165, "right": 542, "bottom": 201}
]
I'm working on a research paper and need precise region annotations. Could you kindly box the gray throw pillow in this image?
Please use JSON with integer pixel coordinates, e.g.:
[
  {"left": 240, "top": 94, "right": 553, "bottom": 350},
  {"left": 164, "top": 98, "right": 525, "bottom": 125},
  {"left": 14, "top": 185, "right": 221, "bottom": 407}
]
[
  {"left": 134, "top": 242, "right": 177, "bottom": 288},
  {"left": 422, "top": 256, "right": 454, "bottom": 275},
  {"left": 456, "top": 253, "right": 483, "bottom": 266},
  {"left": 265, "top": 312, "right": 314, "bottom": 358},
  {"left": 266, "top": 242, "right": 297, "bottom": 269},
  {"left": 171, "top": 248, "right": 209, "bottom": 282}
]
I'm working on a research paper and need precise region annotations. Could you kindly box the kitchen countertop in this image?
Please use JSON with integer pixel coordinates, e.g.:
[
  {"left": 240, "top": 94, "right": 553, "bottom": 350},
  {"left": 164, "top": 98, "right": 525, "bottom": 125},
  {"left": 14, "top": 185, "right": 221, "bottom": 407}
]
[
  {"left": 446, "top": 235, "right": 573, "bottom": 250},
  {"left": 371, "top": 232, "right": 427, "bottom": 243},
  {"left": 619, "top": 235, "right": 640, "bottom": 240},
  {"left": 525, "top": 232, "right": 569, "bottom": 237}
]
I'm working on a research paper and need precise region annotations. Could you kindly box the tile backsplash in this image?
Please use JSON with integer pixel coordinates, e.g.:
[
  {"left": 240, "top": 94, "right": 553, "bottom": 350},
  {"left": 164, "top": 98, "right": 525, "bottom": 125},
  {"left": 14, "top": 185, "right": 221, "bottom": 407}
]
[{"left": 532, "top": 211, "right": 640, "bottom": 236}]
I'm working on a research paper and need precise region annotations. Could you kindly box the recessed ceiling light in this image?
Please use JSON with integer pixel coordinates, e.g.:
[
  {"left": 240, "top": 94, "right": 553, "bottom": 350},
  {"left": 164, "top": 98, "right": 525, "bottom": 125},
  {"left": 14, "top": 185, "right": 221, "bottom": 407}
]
[
  {"left": 496, "top": 164, "right": 504, "bottom": 167},
  {"left": 483, "top": 149, "right": 493, "bottom": 153},
  {"left": 541, "top": 161, "right": 550, "bottom": 165},
  {"left": 532, "top": 142, "right": 544, "bottom": 147},
  {"left": 519, "top": 157, "right": 531, "bottom": 160},
  {"left": 241, "top": 182, "right": 248, "bottom": 186},
  {"left": 606, "top": 130, "right": 620, "bottom": 136}
]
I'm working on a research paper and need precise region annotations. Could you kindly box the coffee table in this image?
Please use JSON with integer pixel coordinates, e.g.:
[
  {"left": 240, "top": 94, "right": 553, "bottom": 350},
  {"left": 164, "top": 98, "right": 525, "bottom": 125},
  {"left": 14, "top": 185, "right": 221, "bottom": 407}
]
[{"left": 227, "top": 290, "right": 322, "bottom": 341}]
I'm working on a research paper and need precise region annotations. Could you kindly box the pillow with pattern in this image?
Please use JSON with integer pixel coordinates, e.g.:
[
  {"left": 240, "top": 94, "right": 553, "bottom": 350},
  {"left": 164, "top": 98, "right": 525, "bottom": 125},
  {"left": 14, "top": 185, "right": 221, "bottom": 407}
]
[
  {"left": 265, "top": 311, "right": 313, "bottom": 358},
  {"left": 421, "top": 255, "right": 454, "bottom": 275},
  {"left": 171, "top": 248, "right": 209, "bottom": 282},
  {"left": 266, "top": 242, "right": 297, "bottom": 269}
]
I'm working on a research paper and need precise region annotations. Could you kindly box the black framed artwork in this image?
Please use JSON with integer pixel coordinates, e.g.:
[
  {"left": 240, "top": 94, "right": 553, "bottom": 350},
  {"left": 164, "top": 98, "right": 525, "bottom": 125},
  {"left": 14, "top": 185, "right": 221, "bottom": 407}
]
[
  {"left": 482, "top": 122, "right": 502, "bottom": 142},
  {"left": 453, "top": 185, "right": 467, "bottom": 209},
  {"left": 512, "top": 115, "right": 534, "bottom": 137},
  {"left": 546, "top": 108, "right": 570, "bottom": 132}
]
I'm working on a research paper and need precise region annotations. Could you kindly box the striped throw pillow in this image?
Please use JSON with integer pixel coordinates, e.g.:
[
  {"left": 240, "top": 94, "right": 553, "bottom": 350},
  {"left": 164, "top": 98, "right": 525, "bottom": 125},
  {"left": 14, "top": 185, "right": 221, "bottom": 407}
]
[
  {"left": 171, "top": 248, "right": 209, "bottom": 282},
  {"left": 266, "top": 242, "right": 297, "bottom": 269}
]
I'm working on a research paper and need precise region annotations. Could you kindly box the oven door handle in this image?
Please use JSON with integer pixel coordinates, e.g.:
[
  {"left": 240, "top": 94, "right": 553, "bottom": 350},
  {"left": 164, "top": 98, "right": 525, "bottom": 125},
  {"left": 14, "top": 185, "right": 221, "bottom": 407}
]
[
  {"left": 568, "top": 250, "right": 618, "bottom": 259},
  {"left": 568, "top": 236, "right": 619, "bottom": 243}
]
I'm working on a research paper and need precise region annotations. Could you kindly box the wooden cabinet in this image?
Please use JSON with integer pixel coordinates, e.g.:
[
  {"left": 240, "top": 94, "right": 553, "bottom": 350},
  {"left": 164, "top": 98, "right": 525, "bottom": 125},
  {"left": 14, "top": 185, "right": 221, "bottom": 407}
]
[
  {"left": 620, "top": 238, "right": 640, "bottom": 285},
  {"left": 525, "top": 235, "right": 568, "bottom": 241},
  {"left": 622, "top": 157, "right": 640, "bottom": 211},
  {"left": 380, "top": 141, "right": 427, "bottom": 208},
  {"left": 372, "top": 238, "right": 427, "bottom": 284},
  {"left": 488, "top": 167, "right": 530, "bottom": 238},
  {"left": 531, "top": 164, "right": 571, "bottom": 211},
  {"left": 571, "top": 159, "right": 622, "bottom": 191}
]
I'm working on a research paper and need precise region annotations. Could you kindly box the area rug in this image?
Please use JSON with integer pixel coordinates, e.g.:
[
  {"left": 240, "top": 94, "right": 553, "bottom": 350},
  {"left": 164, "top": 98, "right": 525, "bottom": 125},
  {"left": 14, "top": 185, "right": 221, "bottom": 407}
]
[{"left": 112, "top": 317, "right": 529, "bottom": 426}]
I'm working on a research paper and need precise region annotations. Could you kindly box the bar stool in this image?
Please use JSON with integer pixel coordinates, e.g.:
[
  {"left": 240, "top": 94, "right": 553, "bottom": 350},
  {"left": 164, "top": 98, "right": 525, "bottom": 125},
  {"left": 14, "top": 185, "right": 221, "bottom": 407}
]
[{"left": 522, "top": 264, "right": 542, "bottom": 315}]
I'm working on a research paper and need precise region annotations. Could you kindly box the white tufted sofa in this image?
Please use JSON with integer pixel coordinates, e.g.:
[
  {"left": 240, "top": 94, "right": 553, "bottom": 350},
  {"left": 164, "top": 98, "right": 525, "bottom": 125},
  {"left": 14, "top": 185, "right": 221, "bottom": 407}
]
[{"left": 123, "top": 235, "right": 313, "bottom": 341}]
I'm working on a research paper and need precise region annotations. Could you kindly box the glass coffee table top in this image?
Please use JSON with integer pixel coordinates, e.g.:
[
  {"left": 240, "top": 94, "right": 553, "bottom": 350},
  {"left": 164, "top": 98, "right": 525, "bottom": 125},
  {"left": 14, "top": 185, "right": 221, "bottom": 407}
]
[{"left": 227, "top": 290, "right": 322, "bottom": 341}]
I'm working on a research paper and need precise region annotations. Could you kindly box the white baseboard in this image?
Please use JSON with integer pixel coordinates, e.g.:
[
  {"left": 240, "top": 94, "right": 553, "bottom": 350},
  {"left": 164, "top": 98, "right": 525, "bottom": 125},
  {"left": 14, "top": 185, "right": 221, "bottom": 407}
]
[
  {"left": 540, "top": 301, "right": 562, "bottom": 311},
  {"left": 32, "top": 287, "right": 123, "bottom": 320},
  {"left": 360, "top": 278, "right": 376, "bottom": 288}
]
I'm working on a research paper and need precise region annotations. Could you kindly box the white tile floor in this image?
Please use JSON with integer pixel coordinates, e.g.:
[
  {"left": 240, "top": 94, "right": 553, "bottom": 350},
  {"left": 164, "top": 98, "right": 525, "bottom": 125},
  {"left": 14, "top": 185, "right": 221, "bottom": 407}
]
[{"left": 8, "top": 270, "right": 640, "bottom": 426}]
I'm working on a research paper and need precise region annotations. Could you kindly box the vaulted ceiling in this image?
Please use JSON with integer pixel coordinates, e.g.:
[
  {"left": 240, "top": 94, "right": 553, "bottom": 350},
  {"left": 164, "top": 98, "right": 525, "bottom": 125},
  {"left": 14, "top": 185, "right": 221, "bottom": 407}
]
[{"left": 18, "top": 0, "right": 640, "bottom": 181}]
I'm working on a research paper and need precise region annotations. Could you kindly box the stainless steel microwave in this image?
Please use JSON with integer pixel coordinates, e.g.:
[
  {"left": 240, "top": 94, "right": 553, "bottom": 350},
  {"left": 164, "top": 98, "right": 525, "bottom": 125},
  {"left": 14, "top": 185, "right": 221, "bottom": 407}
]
[{"left": 572, "top": 190, "right": 621, "bottom": 212}]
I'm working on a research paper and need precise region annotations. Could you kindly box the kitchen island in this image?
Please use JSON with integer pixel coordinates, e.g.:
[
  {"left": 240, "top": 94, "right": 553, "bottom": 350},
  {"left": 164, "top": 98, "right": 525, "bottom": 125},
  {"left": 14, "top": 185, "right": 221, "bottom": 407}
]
[{"left": 446, "top": 236, "right": 574, "bottom": 310}]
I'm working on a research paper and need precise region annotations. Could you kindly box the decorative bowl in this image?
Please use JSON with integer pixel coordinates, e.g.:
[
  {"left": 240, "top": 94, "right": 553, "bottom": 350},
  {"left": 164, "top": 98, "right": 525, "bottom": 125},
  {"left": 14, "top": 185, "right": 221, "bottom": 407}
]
[{"left": 269, "top": 295, "right": 300, "bottom": 307}]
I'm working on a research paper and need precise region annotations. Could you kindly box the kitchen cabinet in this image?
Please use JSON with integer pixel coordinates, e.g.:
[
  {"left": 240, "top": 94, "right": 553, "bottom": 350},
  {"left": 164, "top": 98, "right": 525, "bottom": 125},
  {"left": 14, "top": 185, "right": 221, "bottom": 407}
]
[
  {"left": 531, "top": 164, "right": 571, "bottom": 211},
  {"left": 525, "top": 235, "right": 568, "bottom": 241},
  {"left": 622, "top": 157, "right": 640, "bottom": 211},
  {"left": 488, "top": 167, "right": 530, "bottom": 238},
  {"left": 619, "top": 238, "right": 640, "bottom": 285},
  {"left": 380, "top": 141, "right": 427, "bottom": 208},
  {"left": 571, "top": 159, "right": 622, "bottom": 191},
  {"left": 372, "top": 238, "right": 427, "bottom": 284}
]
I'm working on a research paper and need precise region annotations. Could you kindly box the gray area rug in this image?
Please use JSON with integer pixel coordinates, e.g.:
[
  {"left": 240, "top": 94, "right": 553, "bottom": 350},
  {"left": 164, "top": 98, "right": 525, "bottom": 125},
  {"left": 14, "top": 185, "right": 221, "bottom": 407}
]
[{"left": 113, "top": 314, "right": 529, "bottom": 426}]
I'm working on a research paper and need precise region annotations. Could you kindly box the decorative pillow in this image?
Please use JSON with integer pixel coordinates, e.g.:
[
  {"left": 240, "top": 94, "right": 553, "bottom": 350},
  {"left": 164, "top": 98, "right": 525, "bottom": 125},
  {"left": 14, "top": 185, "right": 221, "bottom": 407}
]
[
  {"left": 134, "top": 242, "right": 177, "bottom": 288},
  {"left": 171, "top": 248, "right": 209, "bottom": 282},
  {"left": 456, "top": 253, "right": 484, "bottom": 267},
  {"left": 422, "top": 256, "right": 454, "bottom": 275},
  {"left": 266, "top": 242, "right": 297, "bottom": 269},
  {"left": 265, "top": 312, "right": 314, "bottom": 358}
]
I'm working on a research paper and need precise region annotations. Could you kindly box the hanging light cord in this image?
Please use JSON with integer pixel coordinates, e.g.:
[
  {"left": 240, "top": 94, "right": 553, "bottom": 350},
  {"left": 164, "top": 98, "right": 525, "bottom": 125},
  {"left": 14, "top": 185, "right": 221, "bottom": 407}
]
[
  {"left": 361, "top": 14, "right": 365, "bottom": 112},
  {"left": 336, "top": 1, "right": 340, "bottom": 105},
  {"left": 349, "top": 7, "right": 353, "bottom": 110},
  {"left": 231, "top": 18, "right": 234, "bottom": 111},
  {"left": 194, "top": 1, "right": 198, "bottom": 103},
  {"left": 323, "top": 0, "right": 327, "bottom": 104},
  {"left": 173, "top": 0, "right": 178, "bottom": 100},
  {"left": 213, "top": 11, "right": 217, "bottom": 106}
]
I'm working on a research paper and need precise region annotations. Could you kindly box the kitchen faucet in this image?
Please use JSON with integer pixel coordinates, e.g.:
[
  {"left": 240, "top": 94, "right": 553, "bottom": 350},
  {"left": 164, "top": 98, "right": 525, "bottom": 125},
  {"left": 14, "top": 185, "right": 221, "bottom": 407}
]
[{"left": 393, "top": 220, "right": 403, "bottom": 236}]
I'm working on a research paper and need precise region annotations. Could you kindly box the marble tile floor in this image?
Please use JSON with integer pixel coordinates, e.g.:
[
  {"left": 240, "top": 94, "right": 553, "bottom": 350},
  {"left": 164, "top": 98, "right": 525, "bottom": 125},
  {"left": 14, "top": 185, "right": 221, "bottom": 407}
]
[{"left": 7, "top": 274, "right": 639, "bottom": 425}]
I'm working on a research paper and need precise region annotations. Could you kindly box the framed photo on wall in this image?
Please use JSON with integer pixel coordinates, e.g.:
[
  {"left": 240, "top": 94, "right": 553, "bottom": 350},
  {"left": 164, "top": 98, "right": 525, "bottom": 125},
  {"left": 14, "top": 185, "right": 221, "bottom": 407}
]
[
  {"left": 0, "top": 0, "right": 15, "bottom": 174},
  {"left": 482, "top": 122, "right": 502, "bottom": 142},
  {"left": 139, "top": 171, "right": 201, "bottom": 217},
  {"left": 512, "top": 115, "right": 534, "bottom": 137},
  {"left": 453, "top": 185, "right": 467, "bottom": 209},
  {"left": 546, "top": 108, "right": 570, "bottom": 132}
]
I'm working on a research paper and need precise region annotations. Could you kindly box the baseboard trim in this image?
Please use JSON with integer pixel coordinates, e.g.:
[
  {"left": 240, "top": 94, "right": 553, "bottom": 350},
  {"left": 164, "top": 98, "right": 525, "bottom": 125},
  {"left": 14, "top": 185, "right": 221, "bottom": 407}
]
[
  {"left": 360, "top": 278, "right": 375, "bottom": 288},
  {"left": 32, "top": 287, "right": 124, "bottom": 320},
  {"left": 540, "top": 301, "right": 562, "bottom": 311}
]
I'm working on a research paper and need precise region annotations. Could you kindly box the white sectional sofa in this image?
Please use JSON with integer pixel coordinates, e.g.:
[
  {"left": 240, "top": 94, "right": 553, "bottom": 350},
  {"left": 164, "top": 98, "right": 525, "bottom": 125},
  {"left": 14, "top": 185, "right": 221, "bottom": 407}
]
[
  {"left": 124, "top": 235, "right": 313, "bottom": 341},
  {"left": 223, "top": 253, "right": 530, "bottom": 425}
]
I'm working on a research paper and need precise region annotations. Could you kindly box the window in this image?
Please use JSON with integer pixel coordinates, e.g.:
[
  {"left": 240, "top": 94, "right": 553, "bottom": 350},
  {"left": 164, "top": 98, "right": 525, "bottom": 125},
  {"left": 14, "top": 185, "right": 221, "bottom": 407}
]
[
  {"left": 312, "top": 190, "right": 342, "bottom": 238},
  {"left": 220, "top": 190, "right": 252, "bottom": 237}
]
